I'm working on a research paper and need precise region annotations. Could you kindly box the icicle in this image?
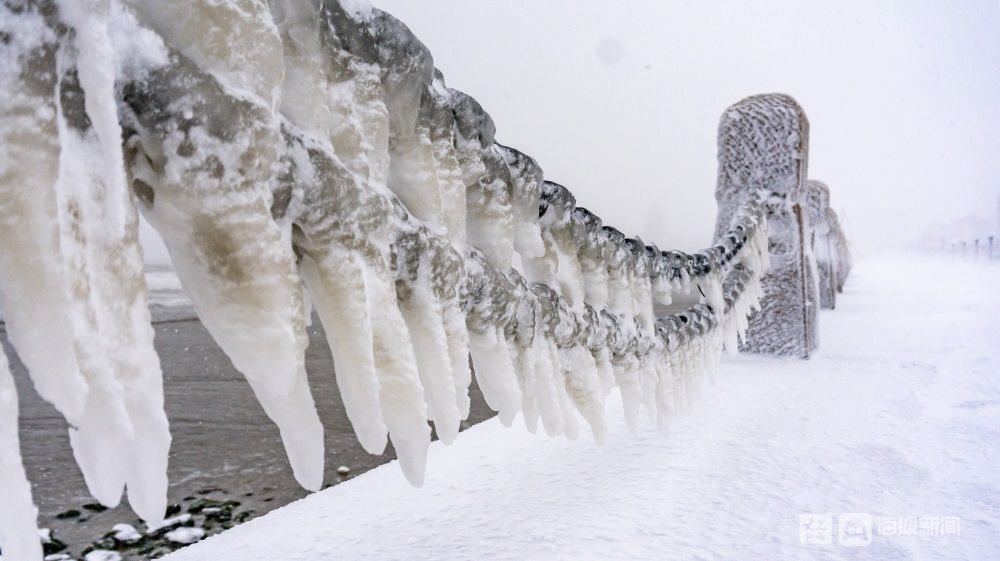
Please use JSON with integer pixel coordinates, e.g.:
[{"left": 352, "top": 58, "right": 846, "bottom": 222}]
[
  {"left": 625, "top": 238, "right": 655, "bottom": 335},
  {"left": 467, "top": 326, "right": 522, "bottom": 427},
  {"left": 594, "top": 347, "right": 616, "bottom": 394},
  {"left": 0, "top": 346, "right": 44, "bottom": 561},
  {"left": 286, "top": 279, "right": 326, "bottom": 490},
  {"left": 614, "top": 359, "right": 643, "bottom": 433},
  {"left": 0, "top": 3, "right": 90, "bottom": 427},
  {"left": 370, "top": 289, "right": 433, "bottom": 485},
  {"left": 522, "top": 232, "right": 559, "bottom": 291},
  {"left": 583, "top": 305, "right": 615, "bottom": 395},
  {"left": 652, "top": 277, "right": 673, "bottom": 306},
  {"left": 450, "top": 92, "right": 515, "bottom": 270},
  {"left": 270, "top": 1, "right": 412, "bottom": 466},
  {"left": 580, "top": 263, "right": 610, "bottom": 310},
  {"left": 560, "top": 345, "right": 607, "bottom": 443},
  {"left": 443, "top": 302, "right": 473, "bottom": 419},
  {"left": 387, "top": 120, "right": 444, "bottom": 229},
  {"left": 539, "top": 183, "right": 588, "bottom": 310},
  {"left": 54, "top": 22, "right": 154, "bottom": 515},
  {"left": 509, "top": 275, "right": 539, "bottom": 433},
  {"left": 638, "top": 361, "right": 659, "bottom": 422},
  {"left": 722, "top": 306, "right": 739, "bottom": 355},
  {"left": 499, "top": 145, "right": 546, "bottom": 260},
  {"left": 55, "top": 96, "right": 132, "bottom": 509},
  {"left": 464, "top": 150, "right": 515, "bottom": 270},
  {"left": 511, "top": 341, "right": 539, "bottom": 434},
  {"left": 60, "top": 0, "right": 174, "bottom": 520},
  {"left": 427, "top": 76, "right": 468, "bottom": 246},
  {"left": 299, "top": 254, "right": 387, "bottom": 455},
  {"left": 653, "top": 357, "right": 675, "bottom": 434},
  {"left": 530, "top": 336, "right": 565, "bottom": 437},
  {"left": 699, "top": 270, "right": 725, "bottom": 316},
  {"left": 464, "top": 253, "right": 523, "bottom": 426},
  {"left": 394, "top": 230, "right": 462, "bottom": 444},
  {"left": 548, "top": 340, "right": 580, "bottom": 441},
  {"left": 122, "top": 1, "right": 327, "bottom": 494}
]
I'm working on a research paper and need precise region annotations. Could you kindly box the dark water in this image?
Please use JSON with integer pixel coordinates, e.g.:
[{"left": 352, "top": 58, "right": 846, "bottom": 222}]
[{"left": 2, "top": 280, "right": 494, "bottom": 558}]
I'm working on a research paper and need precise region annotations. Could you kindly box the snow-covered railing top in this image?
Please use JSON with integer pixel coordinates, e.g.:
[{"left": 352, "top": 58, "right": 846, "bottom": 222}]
[{"left": 0, "top": 2, "right": 844, "bottom": 559}]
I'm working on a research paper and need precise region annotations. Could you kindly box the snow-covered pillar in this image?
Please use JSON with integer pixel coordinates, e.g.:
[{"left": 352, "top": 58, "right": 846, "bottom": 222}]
[
  {"left": 806, "top": 180, "right": 837, "bottom": 310},
  {"left": 715, "top": 94, "right": 818, "bottom": 358},
  {"left": 828, "top": 208, "right": 851, "bottom": 293}
]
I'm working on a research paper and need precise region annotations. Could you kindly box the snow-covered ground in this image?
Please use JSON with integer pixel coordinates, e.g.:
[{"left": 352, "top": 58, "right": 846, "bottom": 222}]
[{"left": 166, "top": 256, "right": 1000, "bottom": 561}]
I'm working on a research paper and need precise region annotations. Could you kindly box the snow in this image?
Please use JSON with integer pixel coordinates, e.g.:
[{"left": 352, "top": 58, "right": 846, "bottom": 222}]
[
  {"left": 164, "top": 527, "right": 206, "bottom": 545},
  {"left": 111, "top": 523, "right": 141, "bottom": 543},
  {"left": 166, "top": 258, "right": 1000, "bottom": 561},
  {"left": 82, "top": 551, "right": 120, "bottom": 561},
  {"left": 0, "top": 346, "right": 42, "bottom": 561},
  {"left": 145, "top": 513, "right": 191, "bottom": 534}
]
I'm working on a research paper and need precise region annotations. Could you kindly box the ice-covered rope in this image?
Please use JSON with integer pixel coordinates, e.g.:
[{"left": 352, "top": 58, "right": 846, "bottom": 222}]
[{"left": 0, "top": 2, "right": 778, "bottom": 556}]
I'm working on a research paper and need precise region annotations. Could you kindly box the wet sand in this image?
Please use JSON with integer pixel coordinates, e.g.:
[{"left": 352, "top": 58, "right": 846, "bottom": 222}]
[{"left": 2, "top": 280, "right": 495, "bottom": 558}]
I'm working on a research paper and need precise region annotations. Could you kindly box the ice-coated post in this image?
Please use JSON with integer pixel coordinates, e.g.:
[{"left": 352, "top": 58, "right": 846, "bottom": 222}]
[
  {"left": 806, "top": 181, "right": 837, "bottom": 310},
  {"left": 715, "top": 94, "right": 819, "bottom": 358}
]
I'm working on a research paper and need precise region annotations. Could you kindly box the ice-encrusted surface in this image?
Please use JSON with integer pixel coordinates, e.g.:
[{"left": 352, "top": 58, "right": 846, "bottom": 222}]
[
  {"left": 0, "top": 345, "right": 43, "bottom": 561},
  {"left": 806, "top": 180, "right": 838, "bottom": 310},
  {"left": 0, "top": 1, "right": 843, "bottom": 557},
  {"left": 829, "top": 207, "right": 852, "bottom": 292},
  {"left": 716, "top": 94, "right": 819, "bottom": 358}
]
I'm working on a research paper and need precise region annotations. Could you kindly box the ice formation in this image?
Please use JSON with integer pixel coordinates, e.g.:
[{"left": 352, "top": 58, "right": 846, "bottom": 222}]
[
  {"left": 806, "top": 180, "right": 839, "bottom": 310},
  {"left": 715, "top": 94, "right": 820, "bottom": 358},
  {"left": 0, "top": 346, "right": 43, "bottom": 561},
  {"left": 0, "top": 2, "right": 847, "bottom": 558}
]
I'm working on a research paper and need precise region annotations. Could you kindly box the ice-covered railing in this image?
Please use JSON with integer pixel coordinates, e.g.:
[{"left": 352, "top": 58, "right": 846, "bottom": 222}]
[
  {"left": 0, "top": 2, "right": 845, "bottom": 559},
  {"left": 941, "top": 236, "right": 997, "bottom": 261}
]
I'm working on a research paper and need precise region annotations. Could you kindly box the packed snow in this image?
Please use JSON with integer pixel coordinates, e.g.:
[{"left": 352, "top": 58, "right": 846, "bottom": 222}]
[{"left": 166, "top": 258, "right": 1000, "bottom": 561}]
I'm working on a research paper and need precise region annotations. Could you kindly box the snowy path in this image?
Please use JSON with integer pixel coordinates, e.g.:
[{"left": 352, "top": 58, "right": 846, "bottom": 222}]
[{"left": 167, "top": 257, "right": 1000, "bottom": 561}]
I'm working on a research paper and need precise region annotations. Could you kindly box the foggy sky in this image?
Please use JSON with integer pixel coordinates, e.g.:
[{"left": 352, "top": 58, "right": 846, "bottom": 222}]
[
  {"left": 373, "top": 0, "right": 1000, "bottom": 254},
  {"left": 141, "top": 0, "right": 1000, "bottom": 263}
]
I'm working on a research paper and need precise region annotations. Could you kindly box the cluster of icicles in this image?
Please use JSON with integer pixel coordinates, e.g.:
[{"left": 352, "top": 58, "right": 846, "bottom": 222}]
[{"left": 0, "top": 1, "right": 771, "bottom": 558}]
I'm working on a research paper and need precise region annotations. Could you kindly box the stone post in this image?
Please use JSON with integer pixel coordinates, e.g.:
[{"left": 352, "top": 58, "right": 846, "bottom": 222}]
[
  {"left": 806, "top": 181, "right": 837, "bottom": 310},
  {"left": 715, "top": 94, "right": 819, "bottom": 358},
  {"left": 829, "top": 208, "right": 850, "bottom": 292}
]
